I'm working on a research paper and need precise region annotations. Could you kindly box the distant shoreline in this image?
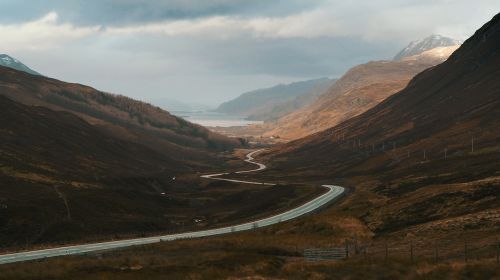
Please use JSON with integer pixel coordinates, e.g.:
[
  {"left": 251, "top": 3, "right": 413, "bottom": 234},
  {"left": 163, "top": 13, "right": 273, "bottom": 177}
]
[{"left": 174, "top": 111, "right": 263, "bottom": 128}]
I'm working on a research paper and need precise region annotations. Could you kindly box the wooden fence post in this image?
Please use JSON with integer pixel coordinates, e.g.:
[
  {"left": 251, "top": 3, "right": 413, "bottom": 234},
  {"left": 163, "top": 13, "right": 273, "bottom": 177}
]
[
  {"left": 496, "top": 241, "right": 499, "bottom": 264},
  {"left": 464, "top": 241, "right": 468, "bottom": 263},
  {"left": 410, "top": 241, "right": 414, "bottom": 262},
  {"left": 345, "top": 239, "right": 349, "bottom": 259},
  {"left": 434, "top": 242, "right": 439, "bottom": 263},
  {"left": 385, "top": 242, "right": 388, "bottom": 264},
  {"left": 354, "top": 236, "right": 358, "bottom": 254}
]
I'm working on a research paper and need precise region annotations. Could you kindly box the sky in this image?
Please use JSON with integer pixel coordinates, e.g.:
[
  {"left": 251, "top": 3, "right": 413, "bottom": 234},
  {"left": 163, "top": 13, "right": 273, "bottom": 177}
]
[{"left": 0, "top": 1, "right": 499, "bottom": 108}]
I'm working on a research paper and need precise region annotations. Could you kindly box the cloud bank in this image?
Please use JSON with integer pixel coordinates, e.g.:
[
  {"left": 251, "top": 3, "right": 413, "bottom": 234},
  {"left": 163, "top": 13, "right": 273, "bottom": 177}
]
[{"left": 0, "top": 0, "right": 498, "bottom": 106}]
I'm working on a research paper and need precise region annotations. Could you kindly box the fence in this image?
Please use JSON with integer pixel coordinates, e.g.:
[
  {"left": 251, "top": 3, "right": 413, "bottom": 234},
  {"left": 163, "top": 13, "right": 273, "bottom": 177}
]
[
  {"left": 304, "top": 247, "right": 347, "bottom": 261},
  {"left": 324, "top": 129, "right": 499, "bottom": 166},
  {"left": 302, "top": 237, "right": 500, "bottom": 264}
]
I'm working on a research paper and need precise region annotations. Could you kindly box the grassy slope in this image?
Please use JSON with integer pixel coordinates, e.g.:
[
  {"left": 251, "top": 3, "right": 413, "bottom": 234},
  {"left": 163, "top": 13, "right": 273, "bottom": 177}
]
[{"left": 0, "top": 96, "right": 323, "bottom": 249}]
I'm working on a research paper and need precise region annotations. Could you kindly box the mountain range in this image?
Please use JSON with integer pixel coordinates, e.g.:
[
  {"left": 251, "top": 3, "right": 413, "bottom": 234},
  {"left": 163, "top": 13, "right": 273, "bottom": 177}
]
[
  {"left": 215, "top": 78, "right": 336, "bottom": 122},
  {"left": 244, "top": 37, "right": 460, "bottom": 140},
  {"left": 264, "top": 13, "right": 499, "bottom": 237}
]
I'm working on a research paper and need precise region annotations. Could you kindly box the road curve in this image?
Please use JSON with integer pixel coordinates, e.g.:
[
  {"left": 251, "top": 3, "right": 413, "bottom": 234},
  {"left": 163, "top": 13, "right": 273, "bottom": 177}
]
[{"left": 0, "top": 149, "right": 344, "bottom": 265}]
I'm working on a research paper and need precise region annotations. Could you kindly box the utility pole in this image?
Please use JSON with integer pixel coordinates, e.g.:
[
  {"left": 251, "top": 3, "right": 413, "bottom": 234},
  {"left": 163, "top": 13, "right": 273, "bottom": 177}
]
[
  {"left": 393, "top": 142, "right": 396, "bottom": 152},
  {"left": 424, "top": 150, "right": 426, "bottom": 160},
  {"left": 444, "top": 148, "right": 447, "bottom": 159},
  {"left": 471, "top": 136, "right": 474, "bottom": 153}
]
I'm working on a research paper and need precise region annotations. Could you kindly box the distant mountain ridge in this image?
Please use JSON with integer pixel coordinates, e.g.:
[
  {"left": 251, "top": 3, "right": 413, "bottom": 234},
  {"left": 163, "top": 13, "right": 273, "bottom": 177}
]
[
  {"left": 0, "top": 54, "right": 40, "bottom": 76},
  {"left": 260, "top": 43, "right": 459, "bottom": 140},
  {"left": 393, "top": 35, "right": 461, "bottom": 60},
  {"left": 269, "top": 14, "right": 500, "bottom": 174},
  {"left": 215, "top": 78, "right": 335, "bottom": 121}
]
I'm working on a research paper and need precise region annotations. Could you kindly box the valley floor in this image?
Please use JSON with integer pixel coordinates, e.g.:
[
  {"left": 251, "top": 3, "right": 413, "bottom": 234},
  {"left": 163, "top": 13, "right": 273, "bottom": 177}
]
[{"left": 2, "top": 148, "right": 499, "bottom": 279}]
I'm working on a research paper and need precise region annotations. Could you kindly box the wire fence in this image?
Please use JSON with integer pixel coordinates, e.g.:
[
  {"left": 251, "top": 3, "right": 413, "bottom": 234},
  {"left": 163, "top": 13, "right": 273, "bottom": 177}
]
[{"left": 301, "top": 237, "right": 500, "bottom": 264}]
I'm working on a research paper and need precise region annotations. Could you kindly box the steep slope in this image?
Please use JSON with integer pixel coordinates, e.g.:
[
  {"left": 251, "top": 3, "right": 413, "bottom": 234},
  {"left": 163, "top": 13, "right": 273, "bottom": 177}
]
[
  {"left": 0, "top": 95, "right": 185, "bottom": 179},
  {"left": 0, "top": 66, "right": 241, "bottom": 157},
  {"left": 0, "top": 54, "right": 40, "bottom": 76},
  {"left": 0, "top": 95, "right": 183, "bottom": 246},
  {"left": 393, "top": 34, "right": 460, "bottom": 60},
  {"left": 0, "top": 67, "right": 245, "bottom": 248},
  {"left": 263, "top": 44, "right": 459, "bottom": 140},
  {"left": 265, "top": 13, "right": 500, "bottom": 237},
  {"left": 215, "top": 78, "right": 333, "bottom": 120}
]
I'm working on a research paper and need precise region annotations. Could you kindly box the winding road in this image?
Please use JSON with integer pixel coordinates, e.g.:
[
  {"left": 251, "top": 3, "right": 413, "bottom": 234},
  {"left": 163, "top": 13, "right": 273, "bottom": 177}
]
[{"left": 0, "top": 149, "right": 344, "bottom": 265}]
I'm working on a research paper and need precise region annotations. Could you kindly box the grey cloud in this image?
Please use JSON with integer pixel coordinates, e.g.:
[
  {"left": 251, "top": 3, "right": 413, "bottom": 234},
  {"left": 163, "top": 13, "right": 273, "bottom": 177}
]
[
  {"left": 3, "top": 1, "right": 500, "bottom": 107},
  {"left": 0, "top": 0, "right": 323, "bottom": 26}
]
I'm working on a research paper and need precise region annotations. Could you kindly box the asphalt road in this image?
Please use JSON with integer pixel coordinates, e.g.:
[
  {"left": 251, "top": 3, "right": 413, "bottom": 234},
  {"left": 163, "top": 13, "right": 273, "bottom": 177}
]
[{"left": 0, "top": 149, "right": 345, "bottom": 265}]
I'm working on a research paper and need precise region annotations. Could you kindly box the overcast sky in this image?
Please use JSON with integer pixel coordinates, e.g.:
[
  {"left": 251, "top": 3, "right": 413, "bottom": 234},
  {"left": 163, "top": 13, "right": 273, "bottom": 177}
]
[{"left": 1, "top": 1, "right": 498, "bottom": 107}]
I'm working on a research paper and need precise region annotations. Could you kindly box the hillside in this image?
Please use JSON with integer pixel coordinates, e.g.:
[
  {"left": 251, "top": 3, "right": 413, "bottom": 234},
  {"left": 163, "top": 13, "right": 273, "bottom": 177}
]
[
  {"left": 215, "top": 78, "right": 334, "bottom": 121},
  {"left": 0, "top": 66, "right": 241, "bottom": 156},
  {"left": 264, "top": 13, "right": 500, "bottom": 240},
  {"left": 0, "top": 95, "right": 183, "bottom": 247},
  {"left": 0, "top": 54, "right": 40, "bottom": 76},
  {"left": 0, "top": 95, "right": 321, "bottom": 249},
  {"left": 260, "top": 44, "right": 459, "bottom": 140},
  {"left": 0, "top": 66, "right": 250, "bottom": 248}
]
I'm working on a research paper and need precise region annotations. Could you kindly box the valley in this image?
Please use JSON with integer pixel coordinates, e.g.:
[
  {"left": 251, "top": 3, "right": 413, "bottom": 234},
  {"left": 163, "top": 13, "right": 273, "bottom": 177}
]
[{"left": 0, "top": 3, "right": 499, "bottom": 279}]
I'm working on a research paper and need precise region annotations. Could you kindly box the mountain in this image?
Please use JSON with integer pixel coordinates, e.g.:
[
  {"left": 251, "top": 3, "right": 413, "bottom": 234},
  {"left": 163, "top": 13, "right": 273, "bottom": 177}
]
[
  {"left": 0, "top": 94, "right": 223, "bottom": 247},
  {"left": 0, "top": 66, "right": 241, "bottom": 154},
  {"left": 0, "top": 54, "right": 40, "bottom": 76},
  {"left": 247, "top": 78, "right": 337, "bottom": 121},
  {"left": 393, "top": 35, "right": 461, "bottom": 60},
  {"left": 0, "top": 66, "right": 245, "bottom": 247},
  {"left": 215, "top": 78, "right": 335, "bottom": 121},
  {"left": 265, "top": 13, "right": 500, "bottom": 237},
  {"left": 261, "top": 44, "right": 459, "bottom": 140}
]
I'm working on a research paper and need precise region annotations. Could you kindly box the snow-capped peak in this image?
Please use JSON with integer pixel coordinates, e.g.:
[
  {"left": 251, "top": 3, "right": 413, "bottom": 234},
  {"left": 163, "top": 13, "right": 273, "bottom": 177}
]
[
  {"left": 393, "top": 35, "right": 461, "bottom": 61},
  {"left": 0, "top": 54, "right": 40, "bottom": 76}
]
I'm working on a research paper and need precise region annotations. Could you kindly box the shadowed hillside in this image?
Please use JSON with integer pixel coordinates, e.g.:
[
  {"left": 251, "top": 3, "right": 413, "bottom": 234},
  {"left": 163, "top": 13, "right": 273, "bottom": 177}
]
[
  {"left": 263, "top": 13, "right": 500, "bottom": 239},
  {"left": 0, "top": 66, "right": 242, "bottom": 154},
  {"left": 0, "top": 96, "right": 322, "bottom": 248},
  {"left": 0, "top": 66, "right": 250, "bottom": 248}
]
